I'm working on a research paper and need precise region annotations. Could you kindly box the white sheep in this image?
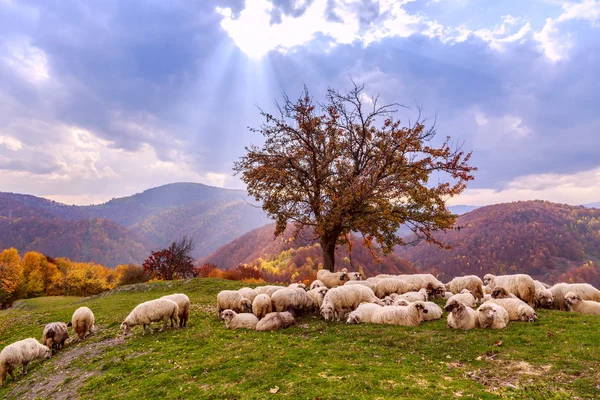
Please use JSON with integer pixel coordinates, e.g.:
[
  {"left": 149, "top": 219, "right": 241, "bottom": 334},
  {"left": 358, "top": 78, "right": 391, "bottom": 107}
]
[
  {"left": 446, "top": 275, "right": 484, "bottom": 300},
  {"left": 288, "top": 283, "right": 307, "bottom": 290},
  {"left": 477, "top": 303, "right": 509, "bottom": 329},
  {"left": 445, "top": 290, "right": 477, "bottom": 309},
  {"left": 533, "top": 280, "right": 553, "bottom": 309},
  {"left": 397, "top": 288, "right": 428, "bottom": 303},
  {"left": 0, "top": 339, "right": 51, "bottom": 387},
  {"left": 255, "top": 311, "right": 296, "bottom": 331},
  {"left": 320, "top": 287, "right": 357, "bottom": 321},
  {"left": 419, "top": 302, "right": 443, "bottom": 322},
  {"left": 68, "top": 306, "right": 95, "bottom": 341},
  {"left": 41, "top": 322, "right": 69, "bottom": 354},
  {"left": 374, "top": 278, "right": 417, "bottom": 298},
  {"left": 392, "top": 298, "right": 411, "bottom": 307},
  {"left": 160, "top": 293, "right": 190, "bottom": 328},
  {"left": 317, "top": 270, "right": 350, "bottom": 288},
  {"left": 217, "top": 290, "right": 253, "bottom": 316},
  {"left": 343, "top": 280, "right": 376, "bottom": 291},
  {"left": 490, "top": 287, "right": 518, "bottom": 300},
  {"left": 252, "top": 294, "right": 273, "bottom": 320},
  {"left": 485, "top": 298, "right": 538, "bottom": 322},
  {"left": 254, "top": 285, "right": 285, "bottom": 297},
  {"left": 565, "top": 292, "right": 600, "bottom": 315},
  {"left": 549, "top": 283, "right": 600, "bottom": 311},
  {"left": 238, "top": 287, "right": 258, "bottom": 303},
  {"left": 398, "top": 274, "right": 446, "bottom": 298},
  {"left": 445, "top": 299, "right": 479, "bottom": 330},
  {"left": 371, "top": 302, "right": 425, "bottom": 326},
  {"left": 309, "top": 280, "right": 325, "bottom": 290},
  {"left": 483, "top": 274, "right": 536, "bottom": 306},
  {"left": 271, "top": 287, "right": 314, "bottom": 313},
  {"left": 120, "top": 298, "right": 179, "bottom": 335},
  {"left": 221, "top": 310, "right": 259, "bottom": 330},
  {"left": 346, "top": 303, "right": 383, "bottom": 324},
  {"left": 306, "top": 287, "right": 329, "bottom": 309}
]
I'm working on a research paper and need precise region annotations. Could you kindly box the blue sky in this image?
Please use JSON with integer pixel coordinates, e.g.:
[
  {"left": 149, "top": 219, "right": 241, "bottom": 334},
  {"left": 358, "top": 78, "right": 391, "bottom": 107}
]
[{"left": 0, "top": 0, "right": 599, "bottom": 206}]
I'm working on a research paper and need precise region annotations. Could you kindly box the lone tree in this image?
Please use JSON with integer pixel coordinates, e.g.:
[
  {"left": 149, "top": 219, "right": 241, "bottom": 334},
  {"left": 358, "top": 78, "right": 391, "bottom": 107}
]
[
  {"left": 142, "top": 236, "right": 198, "bottom": 280},
  {"left": 234, "top": 83, "right": 476, "bottom": 272}
]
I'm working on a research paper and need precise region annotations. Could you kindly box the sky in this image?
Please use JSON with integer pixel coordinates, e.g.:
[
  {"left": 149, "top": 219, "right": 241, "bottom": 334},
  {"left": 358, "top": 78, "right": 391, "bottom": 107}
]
[{"left": 0, "top": 0, "right": 599, "bottom": 206}]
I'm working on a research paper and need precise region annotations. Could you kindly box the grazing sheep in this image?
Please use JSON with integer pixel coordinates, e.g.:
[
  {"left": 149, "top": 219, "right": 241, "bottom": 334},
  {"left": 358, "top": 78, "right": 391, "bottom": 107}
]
[
  {"left": 477, "top": 303, "right": 510, "bottom": 329},
  {"left": 371, "top": 302, "right": 426, "bottom": 326},
  {"left": 221, "top": 310, "right": 259, "bottom": 330},
  {"left": 374, "top": 278, "right": 418, "bottom": 298},
  {"left": 446, "top": 276, "right": 484, "bottom": 300},
  {"left": 343, "top": 280, "right": 376, "bottom": 291},
  {"left": 445, "top": 299, "right": 479, "bottom": 330},
  {"left": 420, "top": 302, "right": 443, "bottom": 322},
  {"left": 491, "top": 287, "right": 518, "bottom": 299},
  {"left": 321, "top": 287, "right": 358, "bottom": 321},
  {"left": 397, "top": 288, "right": 428, "bottom": 303},
  {"left": 160, "top": 293, "right": 191, "bottom": 328},
  {"left": 483, "top": 274, "right": 536, "bottom": 306},
  {"left": 252, "top": 294, "right": 273, "bottom": 320},
  {"left": 310, "top": 280, "right": 325, "bottom": 290},
  {"left": 485, "top": 298, "right": 538, "bottom": 322},
  {"left": 217, "top": 290, "right": 252, "bottom": 316},
  {"left": 254, "top": 285, "right": 285, "bottom": 297},
  {"left": 306, "top": 287, "right": 329, "bottom": 309},
  {"left": 344, "top": 285, "right": 383, "bottom": 306},
  {"left": 68, "top": 307, "right": 95, "bottom": 341},
  {"left": 255, "top": 310, "right": 296, "bottom": 331},
  {"left": 238, "top": 287, "right": 258, "bottom": 303},
  {"left": 0, "top": 339, "right": 51, "bottom": 387},
  {"left": 317, "top": 270, "right": 349, "bottom": 288},
  {"left": 271, "top": 288, "right": 314, "bottom": 313},
  {"left": 445, "top": 290, "right": 477, "bottom": 309},
  {"left": 41, "top": 322, "right": 69, "bottom": 354},
  {"left": 549, "top": 283, "right": 600, "bottom": 311},
  {"left": 346, "top": 303, "right": 383, "bottom": 324},
  {"left": 565, "top": 292, "right": 600, "bottom": 315},
  {"left": 120, "top": 298, "right": 179, "bottom": 335},
  {"left": 288, "top": 283, "right": 307, "bottom": 290}
]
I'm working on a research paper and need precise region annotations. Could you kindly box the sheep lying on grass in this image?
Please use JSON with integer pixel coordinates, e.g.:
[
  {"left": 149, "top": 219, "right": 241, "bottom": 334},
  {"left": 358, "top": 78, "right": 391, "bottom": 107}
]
[
  {"left": 371, "top": 302, "right": 426, "bottom": 326},
  {"left": 477, "top": 303, "right": 509, "bottom": 329},
  {"left": 0, "top": 338, "right": 51, "bottom": 387},
  {"left": 120, "top": 298, "right": 179, "bottom": 335},
  {"left": 221, "top": 310, "right": 259, "bottom": 330},
  {"left": 397, "top": 288, "right": 428, "bottom": 303},
  {"left": 217, "top": 290, "right": 252, "bottom": 316},
  {"left": 565, "top": 292, "right": 600, "bottom": 315},
  {"left": 160, "top": 293, "right": 190, "bottom": 328},
  {"left": 483, "top": 274, "right": 536, "bottom": 306},
  {"left": 252, "top": 294, "right": 273, "bottom": 320},
  {"left": 419, "top": 302, "right": 443, "bottom": 321},
  {"left": 549, "top": 283, "right": 600, "bottom": 311},
  {"left": 485, "top": 298, "right": 538, "bottom": 322},
  {"left": 446, "top": 275, "right": 484, "bottom": 300},
  {"left": 68, "top": 307, "right": 95, "bottom": 341},
  {"left": 255, "top": 309, "right": 296, "bottom": 331},
  {"left": 374, "top": 278, "right": 417, "bottom": 298},
  {"left": 445, "top": 290, "right": 477, "bottom": 309},
  {"left": 445, "top": 299, "right": 479, "bottom": 330},
  {"left": 317, "top": 270, "right": 349, "bottom": 288},
  {"left": 346, "top": 303, "right": 383, "bottom": 324},
  {"left": 41, "top": 322, "right": 69, "bottom": 354}
]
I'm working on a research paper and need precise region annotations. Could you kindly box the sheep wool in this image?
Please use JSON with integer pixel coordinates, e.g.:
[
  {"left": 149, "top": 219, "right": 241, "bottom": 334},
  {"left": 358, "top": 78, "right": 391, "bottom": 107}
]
[
  {"left": 343, "top": 280, "right": 376, "bottom": 291},
  {"left": 549, "top": 283, "right": 600, "bottom": 311},
  {"left": 255, "top": 311, "right": 296, "bottom": 331},
  {"left": 371, "top": 302, "right": 425, "bottom": 326},
  {"left": 41, "top": 322, "right": 69, "bottom": 354},
  {"left": 420, "top": 302, "right": 443, "bottom": 322},
  {"left": 69, "top": 307, "right": 95, "bottom": 341},
  {"left": 483, "top": 274, "right": 536, "bottom": 306},
  {"left": 306, "top": 287, "right": 329, "bottom": 309},
  {"left": 271, "top": 288, "right": 313, "bottom": 312},
  {"left": 317, "top": 270, "right": 350, "bottom": 288},
  {"left": 485, "top": 298, "right": 538, "bottom": 322},
  {"left": 309, "top": 280, "right": 326, "bottom": 290},
  {"left": 445, "top": 276, "right": 484, "bottom": 300},
  {"left": 252, "top": 294, "right": 273, "bottom": 320},
  {"left": 565, "top": 292, "right": 600, "bottom": 315},
  {"left": 374, "top": 278, "right": 417, "bottom": 298},
  {"left": 445, "top": 299, "right": 479, "bottom": 330},
  {"left": 346, "top": 303, "right": 383, "bottom": 324},
  {"left": 254, "top": 285, "right": 285, "bottom": 297},
  {"left": 477, "top": 303, "right": 510, "bottom": 329},
  {"left": 217, "top": 290, "right": 253, "bottom": 315},
  {"left": 397, "top": 288, "right": 428, "bottom": 303},
  {"left": 160, "top": 293, "right": 191, "bottom": 328},
  {"left": 120, "top": 298, "right": 179, "bottom": 335},
  {"left": 221, "top": 310, "right": 259, "bottom": 330},
  {"left": 238, "top": 287, "right": 258, "bottom": 303},
  {"left": 0, "top": 338, "right": 51, "bottom": 387},
  {"left": 445, "top": 291, "right": 477, "bottom": 309}
]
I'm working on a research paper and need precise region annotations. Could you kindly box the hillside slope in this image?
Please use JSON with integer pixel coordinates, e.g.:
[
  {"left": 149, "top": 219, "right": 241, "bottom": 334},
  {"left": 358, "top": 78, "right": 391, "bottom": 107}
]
[{"left": 396, "top": 200, "right": 600, "bottom": 283}]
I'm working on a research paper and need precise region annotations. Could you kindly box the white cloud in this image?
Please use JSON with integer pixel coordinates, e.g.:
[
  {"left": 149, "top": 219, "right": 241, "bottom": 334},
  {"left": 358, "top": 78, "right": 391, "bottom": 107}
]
[
  {"left": 0, "top": 135, "right": 23, "bottom": 151},
  {"left": 2, "top": 36, "right": 49, "bottom": 83},
  {"left": 473, "top": 109, "right": 488, "bottom": 126},
  {"left": 449, "top": 167, "right": 600, "bottom": 206}
]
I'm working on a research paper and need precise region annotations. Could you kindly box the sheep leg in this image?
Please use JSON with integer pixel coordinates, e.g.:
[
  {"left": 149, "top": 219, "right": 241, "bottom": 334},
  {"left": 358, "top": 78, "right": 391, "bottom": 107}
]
[
  {"left": 159, "top": 318, "right": 168, "bottom": 332},
  {"left": 7, "top": 367, "right": 15, "bottom": 381},
  {"left": 22, "top": 362, "right": 29, "bottom": 375}
]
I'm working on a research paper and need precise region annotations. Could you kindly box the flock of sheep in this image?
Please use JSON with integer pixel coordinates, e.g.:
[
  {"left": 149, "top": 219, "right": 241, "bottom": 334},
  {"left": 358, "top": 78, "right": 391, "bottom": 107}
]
[
  {"left": 217, "top": 269, "right": 600, "bottom": 332},
  {"left": 3, "top": 269, "right": 600, "bottom": 389},
  {"left": 0, "top": 293, "right": 190, "bottom": 387}
]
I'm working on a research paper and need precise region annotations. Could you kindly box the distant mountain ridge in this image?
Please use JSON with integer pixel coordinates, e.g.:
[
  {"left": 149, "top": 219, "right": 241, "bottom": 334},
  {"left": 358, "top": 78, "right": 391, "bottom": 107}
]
[{"left": 0, "top": 183, "right": 272, "bottom": 266}]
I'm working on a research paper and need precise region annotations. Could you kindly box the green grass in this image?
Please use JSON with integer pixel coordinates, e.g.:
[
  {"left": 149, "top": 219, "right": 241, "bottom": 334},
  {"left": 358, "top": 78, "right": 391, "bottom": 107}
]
[{"left": 1, "top": 278, "right": 600, "bottom": 399}]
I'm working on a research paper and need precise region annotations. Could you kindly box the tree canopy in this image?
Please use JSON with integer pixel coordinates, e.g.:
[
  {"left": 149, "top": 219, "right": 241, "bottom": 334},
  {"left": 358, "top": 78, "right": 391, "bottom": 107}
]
[
  {"left": 235, "top": 82, "right": 476, "bottom": 272},
  {"left": 142, "top": 236, "right": 198, "bottom": 280}
]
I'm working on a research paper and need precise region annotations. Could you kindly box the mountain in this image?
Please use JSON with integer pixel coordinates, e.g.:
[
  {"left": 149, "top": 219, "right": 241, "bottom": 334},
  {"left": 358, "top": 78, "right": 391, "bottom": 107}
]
[
  {"left": 198, "top": 223, "right": 419, "bottom": 278},
  {"left": 584, "top": 202, "right": 600, "bottom": 209},
  {"left": 395, "top": 200, "right": 600, "bottom": 284},
  {"left": 0, "top": 183, "right": 272, "bottom": 266}
]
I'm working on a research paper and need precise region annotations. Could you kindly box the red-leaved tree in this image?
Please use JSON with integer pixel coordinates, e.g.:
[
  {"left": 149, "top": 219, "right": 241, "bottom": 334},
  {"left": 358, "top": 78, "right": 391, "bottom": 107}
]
[{"left": 143, "top": 236, "right": 198, "bottom": 280}]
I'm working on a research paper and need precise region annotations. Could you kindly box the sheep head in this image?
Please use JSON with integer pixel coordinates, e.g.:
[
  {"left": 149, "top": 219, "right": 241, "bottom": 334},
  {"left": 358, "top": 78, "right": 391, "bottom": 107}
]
[
  {"left": 565, "top": 292, "right": 582, "bottom": 308},
  {"left": 413, "top": 301, "right": 427, "bottom": 313},
  {"left": 339, "top": 272, "right": 349, "bottom": 282},
  {"left": 220, "top": 309, "right": 236, "bottom": 324},
  {"left": 120, "top": 322, "right": 131, "bottom": 336},
  {"left": 240, "top": 299, "right": 252, "bottom": 313},
  {"left": 444, "top": 299, "right": 462, "bottom": 313},
  {"left": 346, "top": 313, "right": 360, "bottom": 325},
  {"left": 320, "top": 303, "right": 335, "bottom": 321},
  {"left": 519, "top": 307, "right": 537, "bottom": 322},
  {"left": 393, "top": 299, "right": 410, "bottom": 307},
  {"left": 482, "top": 274, "right": 494, "bottom": 286}
]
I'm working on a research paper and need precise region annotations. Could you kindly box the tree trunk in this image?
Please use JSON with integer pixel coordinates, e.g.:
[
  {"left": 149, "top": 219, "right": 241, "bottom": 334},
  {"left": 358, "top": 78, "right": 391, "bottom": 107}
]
[{"left": 320, "top": 236, "right": 337, "bottom": 272}]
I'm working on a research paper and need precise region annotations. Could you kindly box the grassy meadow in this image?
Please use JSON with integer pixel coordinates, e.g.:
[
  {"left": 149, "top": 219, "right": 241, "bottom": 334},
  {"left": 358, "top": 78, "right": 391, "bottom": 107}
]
[{"left": 0, "top": 278, "right": 599, "bottom": 399}]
